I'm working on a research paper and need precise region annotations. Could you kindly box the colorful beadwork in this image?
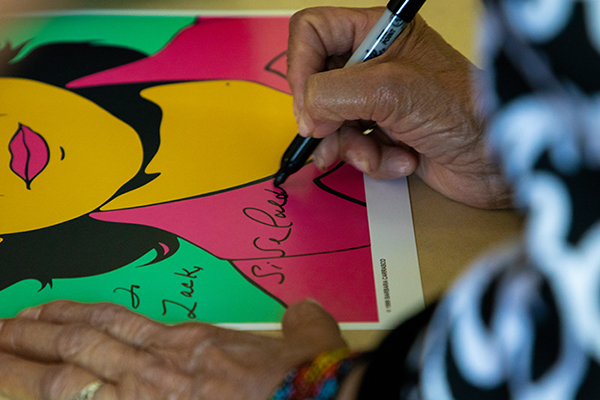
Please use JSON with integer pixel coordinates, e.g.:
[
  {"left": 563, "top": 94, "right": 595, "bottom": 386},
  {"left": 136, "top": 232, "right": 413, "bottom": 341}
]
[{"left": 271, "top": 348, "right": 360, "bottom": 400}]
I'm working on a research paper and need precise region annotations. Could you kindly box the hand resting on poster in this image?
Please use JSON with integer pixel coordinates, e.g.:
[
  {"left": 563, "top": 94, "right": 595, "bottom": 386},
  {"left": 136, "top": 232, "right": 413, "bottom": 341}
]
[
  {"left": 0, "top": 300, "right": 350, "bottom": 400},
  {"left": 287, "top": 7, "right": 512, "bottom": 209}
]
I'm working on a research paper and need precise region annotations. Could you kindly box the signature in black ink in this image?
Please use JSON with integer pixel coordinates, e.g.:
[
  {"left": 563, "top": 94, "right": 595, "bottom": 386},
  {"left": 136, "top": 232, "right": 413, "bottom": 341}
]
[
  {"left": 114, "top": 284, "right": 141, "bottom": 309},
  {"left": 162, "top": 266, "right": 203, "bottom": 320},
  {"left": 251, "top": 261, "right": 285, "bottom": 284},
  {"left": 162, "top": 299, "right": 197, "bottom": 319},
  {"left": 175, "top": 266, "right": 202, "bottom": 298},
  {"left": 243, "top": 187, "right": 293, "bottom": 257}
]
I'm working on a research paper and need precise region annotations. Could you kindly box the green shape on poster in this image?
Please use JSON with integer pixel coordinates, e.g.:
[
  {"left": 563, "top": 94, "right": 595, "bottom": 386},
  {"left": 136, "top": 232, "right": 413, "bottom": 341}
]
[
  {"left": 0, "top": 15, "right": 195, "bottom": 61},
  {"left": 0, "top": 239, "right": 285, "bottom": 324}
]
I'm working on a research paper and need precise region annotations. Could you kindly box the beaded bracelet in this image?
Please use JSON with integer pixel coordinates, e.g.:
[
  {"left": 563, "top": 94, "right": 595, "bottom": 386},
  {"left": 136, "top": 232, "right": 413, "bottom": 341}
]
[{"left": 270, "top": 348, "right": 361, "bottom": 400}]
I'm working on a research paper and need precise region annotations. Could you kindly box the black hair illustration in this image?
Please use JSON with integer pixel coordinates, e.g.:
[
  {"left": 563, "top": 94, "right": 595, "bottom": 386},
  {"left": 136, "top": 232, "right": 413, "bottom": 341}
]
[{"left": 0, "top": 216, "right": 180, "bottom": 291}]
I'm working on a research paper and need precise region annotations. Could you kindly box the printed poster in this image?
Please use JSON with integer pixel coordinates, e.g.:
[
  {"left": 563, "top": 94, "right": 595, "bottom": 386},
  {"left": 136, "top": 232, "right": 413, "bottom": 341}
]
[{"left": 0, "top": 11, "right": 422, "bottom": 329}]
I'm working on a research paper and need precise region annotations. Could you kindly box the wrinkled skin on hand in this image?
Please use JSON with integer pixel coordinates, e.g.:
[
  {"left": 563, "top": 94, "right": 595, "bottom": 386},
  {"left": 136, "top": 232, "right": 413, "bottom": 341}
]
[
  {"left": 0, "top": 300, "right": 346, "bottom": 400},
  {"left": 287, "top": 7, "right": 512, "bottom": 209}
]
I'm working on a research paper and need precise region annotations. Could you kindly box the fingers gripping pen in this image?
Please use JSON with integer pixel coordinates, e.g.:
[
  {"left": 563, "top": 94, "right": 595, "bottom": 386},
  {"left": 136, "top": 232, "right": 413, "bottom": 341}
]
[{"left": 274, "top": 0, "right": 427, "bottom": 187}]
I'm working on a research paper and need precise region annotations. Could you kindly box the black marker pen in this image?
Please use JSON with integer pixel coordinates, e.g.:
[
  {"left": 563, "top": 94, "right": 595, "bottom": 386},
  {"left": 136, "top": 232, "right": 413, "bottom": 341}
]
[{"left": 274, "top": 0, "right": 427, "bottom": 187}]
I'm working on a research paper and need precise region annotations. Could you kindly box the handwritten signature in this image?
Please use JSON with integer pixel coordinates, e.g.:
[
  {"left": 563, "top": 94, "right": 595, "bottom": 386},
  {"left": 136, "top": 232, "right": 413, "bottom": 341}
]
[
  {"left": 243, "top": 187, "right": 292, "bottom": 257},
  {"left": 113, "top": 266, "right": 204, "bottom": 320},
  {"left": 251, "top": 261, "right": 285, "bottom": 284},
  {"left": 113, "top": 285, "right": 141, "bottom": 309},
  {"left": 162, "top": 266, "right": 203, "bottom": 319}
]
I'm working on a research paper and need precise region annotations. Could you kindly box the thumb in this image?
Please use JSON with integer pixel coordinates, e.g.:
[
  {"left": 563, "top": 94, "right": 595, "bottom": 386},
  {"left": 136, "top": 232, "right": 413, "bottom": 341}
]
[{"left": 281, "top": 299, "right": 346, "bottom": 350}]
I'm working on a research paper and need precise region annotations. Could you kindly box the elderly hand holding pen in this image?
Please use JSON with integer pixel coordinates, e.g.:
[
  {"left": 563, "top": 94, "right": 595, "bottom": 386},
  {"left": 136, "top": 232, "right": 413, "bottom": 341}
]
[{"left": 287, "top": 7, "right": 511, "bottom": 209}]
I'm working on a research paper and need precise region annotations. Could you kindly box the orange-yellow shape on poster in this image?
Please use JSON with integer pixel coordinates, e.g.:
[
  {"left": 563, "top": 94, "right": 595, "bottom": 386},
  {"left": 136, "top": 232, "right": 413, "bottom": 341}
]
[
  {"left": 0, "top": 78, "right": 143, "bottom": 235},
  {"left": 101, "top": 80, "right": 297, "bottom": 211}
]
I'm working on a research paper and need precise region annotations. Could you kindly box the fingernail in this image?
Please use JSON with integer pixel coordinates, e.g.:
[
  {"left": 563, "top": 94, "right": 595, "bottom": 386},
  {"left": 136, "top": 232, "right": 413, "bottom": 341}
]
[
  {"left": 312, "top": 152, "right": 325, "bottom": 172},
  {"left": 18, "top": 306, "right": 41, "bottom": 320},
  {"left": 297, "top": 114, "right": 311, "bottom": 137},
  {"left": 354, "top": 158, "right": 371, "bottom": 174},
  {"left": 387, "top": 153, "right": 415, "bottom": 177},
  {"left": 305, "top": 298, "right": 323, "bottom": 307},
  {"left": 347, "top": 151, "right": 371, "bottom": 174},
  {"left": 390, "top": 158, "right": 410, "bottom": 176}
]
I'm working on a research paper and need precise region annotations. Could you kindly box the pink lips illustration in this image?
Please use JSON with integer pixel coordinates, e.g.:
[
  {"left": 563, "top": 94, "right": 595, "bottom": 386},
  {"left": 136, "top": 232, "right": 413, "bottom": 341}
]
[{"left": 9, "top": 124, "right": 50, "bottom": 189}]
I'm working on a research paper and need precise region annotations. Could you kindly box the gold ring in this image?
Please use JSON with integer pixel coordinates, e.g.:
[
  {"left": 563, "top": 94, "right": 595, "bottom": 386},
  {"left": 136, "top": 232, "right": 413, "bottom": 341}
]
[{"left": 72, "top": 380, "right": 103, "bottom": 400}]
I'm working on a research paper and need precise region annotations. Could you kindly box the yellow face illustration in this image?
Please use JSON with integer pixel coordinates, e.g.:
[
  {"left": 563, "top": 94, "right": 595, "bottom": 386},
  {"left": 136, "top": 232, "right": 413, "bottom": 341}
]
[
  {"left": 0, "top": 78, "right": 143, "bottom": 235},
  {"left": 102, "top": 80, "right": 297, "bottom": 210}
]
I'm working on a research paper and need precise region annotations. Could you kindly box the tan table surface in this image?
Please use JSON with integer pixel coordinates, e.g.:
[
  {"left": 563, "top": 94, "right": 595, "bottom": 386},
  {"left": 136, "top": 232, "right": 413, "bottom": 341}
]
[{"left": 2, "top": 0, "right": 523, "bottom": 351}]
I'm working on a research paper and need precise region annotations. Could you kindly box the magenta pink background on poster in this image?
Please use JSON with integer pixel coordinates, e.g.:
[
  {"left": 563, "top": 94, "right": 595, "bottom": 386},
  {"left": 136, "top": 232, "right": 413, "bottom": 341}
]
[
  {"left": 68, "top": 17, "right": 291, "bottom": 93},
  {"left": 92, "top": 164, "right": 378, "bottom": 321}
]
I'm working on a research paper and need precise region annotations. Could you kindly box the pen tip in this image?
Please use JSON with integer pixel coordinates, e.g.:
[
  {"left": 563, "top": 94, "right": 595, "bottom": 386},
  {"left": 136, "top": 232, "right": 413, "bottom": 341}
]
[{"left": 273, "top": 171, "right": 287, "bottom": 187}]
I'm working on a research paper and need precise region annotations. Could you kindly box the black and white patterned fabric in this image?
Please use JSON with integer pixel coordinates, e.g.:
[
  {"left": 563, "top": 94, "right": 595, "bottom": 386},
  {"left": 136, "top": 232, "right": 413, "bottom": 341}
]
[{"left": 358, "top": 1, "right": 600, "bottom": 399}]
